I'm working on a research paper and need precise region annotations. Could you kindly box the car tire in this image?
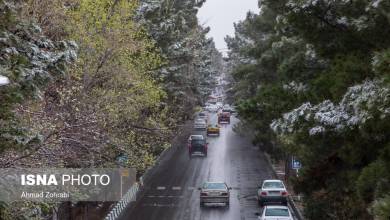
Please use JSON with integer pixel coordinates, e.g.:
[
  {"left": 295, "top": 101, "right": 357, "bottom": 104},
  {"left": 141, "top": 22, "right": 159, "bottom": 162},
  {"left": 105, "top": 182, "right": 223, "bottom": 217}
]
[
  {"left": 282, "top": 200, "right": 288, "bottom": 206},
  {"left": 200, "top": 202, "right": 204, "bottom": 207}
]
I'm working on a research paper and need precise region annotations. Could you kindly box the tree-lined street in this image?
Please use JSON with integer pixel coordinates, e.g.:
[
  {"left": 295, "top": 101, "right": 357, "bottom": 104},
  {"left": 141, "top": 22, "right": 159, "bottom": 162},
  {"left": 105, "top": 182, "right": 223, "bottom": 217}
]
[{"left": 119, "top": 114, "right": 291, "bottom": 220}]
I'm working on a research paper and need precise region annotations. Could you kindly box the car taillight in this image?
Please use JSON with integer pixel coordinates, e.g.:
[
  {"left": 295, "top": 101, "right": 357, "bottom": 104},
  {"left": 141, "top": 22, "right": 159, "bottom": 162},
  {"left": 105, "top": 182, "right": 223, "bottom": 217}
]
[
  {"left": 201, "top": 192, "right": 208, "bottom": 196},
  {"left": 281, "top": 191, "right": 288, "bottom": 196},
  {"left": 261, "top": 191, "right": 267, "bottom": 196}
]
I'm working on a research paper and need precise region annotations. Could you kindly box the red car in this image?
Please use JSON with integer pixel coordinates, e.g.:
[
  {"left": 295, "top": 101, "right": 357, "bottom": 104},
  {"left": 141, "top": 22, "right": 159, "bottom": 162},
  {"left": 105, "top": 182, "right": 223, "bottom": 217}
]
[{"left": 218, "top": 112, "right": 230, "bottom": 124}]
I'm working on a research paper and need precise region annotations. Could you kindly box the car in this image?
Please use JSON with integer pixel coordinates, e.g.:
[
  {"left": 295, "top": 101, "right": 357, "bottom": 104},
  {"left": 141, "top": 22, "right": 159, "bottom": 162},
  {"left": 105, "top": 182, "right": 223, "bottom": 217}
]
[
  {"left": 218, "top": 112, "right": 230, "bottom": 124},
  {"left": 222, "top": 107, "right": 231, "bottom": 114},
  {"left": 257, "top": 179, "right": 288, "bottom": 206},
  {"left": 230, "top": 106, "right": 237, "bottom": 114},
  {"left": 206, "top": 104, "right": 218, "bottom": 112},
  {"left": 257, "top": 205, "right": 293, "bottom": 220},
  {"left": 199, "top": 182, "right": 231, "bottom": 207},
  {"left": 216, "top": 102, "right": 223, "bottom": 109},
  {"left": 198, "top": 111, "right": 209, "bottom": 122},
  {"left": 194, "top": 119, "right": 207, "bottom": 130},
  {"left": 188, "top": 135, "right": 207, "bottom": 157},
  {"left": 207, "top": 124, "right": 220, "bottom": 136},
  {"left": 188, "top": 134, "right": 204, "bottom": 142}
]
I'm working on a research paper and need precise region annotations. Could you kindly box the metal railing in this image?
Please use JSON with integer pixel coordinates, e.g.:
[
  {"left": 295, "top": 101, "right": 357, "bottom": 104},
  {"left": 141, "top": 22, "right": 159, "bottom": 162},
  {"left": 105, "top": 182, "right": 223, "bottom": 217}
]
[{"left": 104, "top": 183, "right": 139, "bottom": 220}]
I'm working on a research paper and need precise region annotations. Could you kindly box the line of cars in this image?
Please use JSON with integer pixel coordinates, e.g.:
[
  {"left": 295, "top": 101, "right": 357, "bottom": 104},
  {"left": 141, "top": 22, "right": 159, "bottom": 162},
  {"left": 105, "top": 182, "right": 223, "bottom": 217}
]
[
  {"left": 190, "top": 102, "right": 234, "bottom": 207},
  {"left": 192, "top": 102, "right": 293, "bottom": 218},
  {"left": 190, "top": 104, "right": 233, "bottom": 157},
  {"left": 256, "top": 179, "right": 294, "bottom": 220}
]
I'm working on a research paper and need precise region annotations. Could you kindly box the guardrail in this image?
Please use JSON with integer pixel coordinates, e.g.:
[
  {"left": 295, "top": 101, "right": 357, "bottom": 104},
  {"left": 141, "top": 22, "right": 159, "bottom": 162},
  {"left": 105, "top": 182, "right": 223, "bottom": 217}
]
[
  {"left": 104, "top": 121, "right": 192, "bottom": 220},
  {"left": 104, "top": 183, "right": 139, "bottom": 220},
  {"left": 288, "top": 196, "right": 304, "bottom": 220}
]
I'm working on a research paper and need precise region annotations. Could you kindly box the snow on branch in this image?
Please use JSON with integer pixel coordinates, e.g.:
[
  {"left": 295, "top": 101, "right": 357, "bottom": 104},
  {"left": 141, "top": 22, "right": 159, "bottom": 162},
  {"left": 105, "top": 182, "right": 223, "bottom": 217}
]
[{"left": 271, "top": 79, "right": 390, "bottom": 136}]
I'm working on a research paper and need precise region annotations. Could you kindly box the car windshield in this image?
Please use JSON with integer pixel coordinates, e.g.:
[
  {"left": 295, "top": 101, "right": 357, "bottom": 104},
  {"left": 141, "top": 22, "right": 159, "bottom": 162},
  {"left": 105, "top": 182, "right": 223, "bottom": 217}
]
[
  {"left": 203, "top": 182, "right": 226, "bottom": 190},
  {"left": 199, "top": 113, "right": 206, "bottom": 117},
  {"left": 263, "top": 181, "right": 284, "bottom": 189},
  {"left": 265, "top": 208, "right": 290, "bottom": 217}
]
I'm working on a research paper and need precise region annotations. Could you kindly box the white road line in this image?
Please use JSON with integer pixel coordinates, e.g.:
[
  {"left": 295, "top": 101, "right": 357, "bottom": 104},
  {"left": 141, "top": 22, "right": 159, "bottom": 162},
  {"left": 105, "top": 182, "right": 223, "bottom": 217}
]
[
  {"left": 172, "top": 186, "right": 181, "bottom": 190},
  {"left": 156, "top": 186, "right": 166, "bottom": 190},
  {"left": 142, "top": 203, "right": 179, "bottom": 207},
  {"left": 146, "top": 195, "right": 184, "bottom": 198}
]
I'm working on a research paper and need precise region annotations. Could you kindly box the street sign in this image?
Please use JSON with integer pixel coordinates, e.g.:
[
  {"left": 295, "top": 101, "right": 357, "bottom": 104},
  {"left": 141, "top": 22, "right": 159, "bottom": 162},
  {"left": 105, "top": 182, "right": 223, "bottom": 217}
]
[{"left": 292, "top": 156, "right": 302, "bottom": 170}]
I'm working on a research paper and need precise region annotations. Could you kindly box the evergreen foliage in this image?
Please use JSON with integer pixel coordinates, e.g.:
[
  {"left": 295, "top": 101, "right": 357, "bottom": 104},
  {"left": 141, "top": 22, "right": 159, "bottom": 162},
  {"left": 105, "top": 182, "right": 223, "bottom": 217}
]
[{"left": 227, "top": 0, "right": 390, "bottom": 218}]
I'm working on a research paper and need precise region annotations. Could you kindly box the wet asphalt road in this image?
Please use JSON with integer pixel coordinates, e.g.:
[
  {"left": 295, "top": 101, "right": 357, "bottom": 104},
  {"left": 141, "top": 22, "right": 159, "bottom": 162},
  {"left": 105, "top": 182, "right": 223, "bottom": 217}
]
[{"left": 120, "top": 113, "right": 275, "bottom": 220}]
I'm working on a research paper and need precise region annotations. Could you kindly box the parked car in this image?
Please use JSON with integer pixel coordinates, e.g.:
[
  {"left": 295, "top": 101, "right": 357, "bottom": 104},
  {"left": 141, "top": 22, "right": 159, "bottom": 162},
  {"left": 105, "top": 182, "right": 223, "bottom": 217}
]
[
  {"left": 199, "top": 182, "right": 231, "bottom": 207},
  {"left": 207, "top": 124, "right": 220, "bottom": 136},
  {"left": 218, "top": 112, "right": 230, "bottom": 124},
  {"left": 194, "top": 119, "right": 207, "bottom": 130},
  {"left": 188, "top": 135, "right": 207, "bottom": 157},
  {"left": 257, "top": 205, "right": 293, "bottom": 220},
  {"left": 257, "top": 179, "right": 288, "bottom": 206}
]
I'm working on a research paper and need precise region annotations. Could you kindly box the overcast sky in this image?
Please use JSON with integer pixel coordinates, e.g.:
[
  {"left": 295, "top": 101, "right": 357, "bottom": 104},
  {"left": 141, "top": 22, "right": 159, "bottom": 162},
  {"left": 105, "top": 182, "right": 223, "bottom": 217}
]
[{"left": 197, "top": 0, "right": 259, "bottom": 54}]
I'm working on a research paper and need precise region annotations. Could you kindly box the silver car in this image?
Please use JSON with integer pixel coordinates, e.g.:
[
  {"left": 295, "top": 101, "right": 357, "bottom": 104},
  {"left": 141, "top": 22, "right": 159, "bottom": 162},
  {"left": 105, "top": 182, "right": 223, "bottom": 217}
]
[
  {"left": 199, "top": 182, "right": 231, "bottom": 207},
  {"left": 257, "top": 205, "right": 293, "bottom": 220},
  {"left": 198, "top": 111, "right": 209, "bottom": 122},
  {"left": 194, "top": 119, "right": 207, "bottom": 130},
  {"left": 257, "top": 179, "right": 288, "bottom": 206}
]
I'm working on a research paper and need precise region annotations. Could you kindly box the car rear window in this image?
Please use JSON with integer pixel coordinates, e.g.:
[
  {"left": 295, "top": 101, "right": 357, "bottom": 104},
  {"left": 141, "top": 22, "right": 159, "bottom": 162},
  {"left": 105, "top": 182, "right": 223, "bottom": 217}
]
[
  {"left": 191, "top": 140, "right": 205, "bottom": 145},
  {"left": 265, "top": 208, "right": 290, "bottom": 216},
  {"left": 190, "top": 135, "right": 203, "bottom": 140},
  {"left": 199, "top": 113, "right": 206, "bottom": 116},
  {"left": 203, "top": 182, "right": 226, "bottom": 190},
  {"left": 263, "top": 181, "right": 284, "bottom": 189}
]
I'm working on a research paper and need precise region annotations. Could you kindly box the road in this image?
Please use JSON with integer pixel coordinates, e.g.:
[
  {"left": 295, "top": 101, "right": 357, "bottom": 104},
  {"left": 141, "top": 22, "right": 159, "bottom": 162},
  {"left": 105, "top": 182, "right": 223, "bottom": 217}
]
[{"left": 119, "top": 113, "right": 276, "bottom": 220}]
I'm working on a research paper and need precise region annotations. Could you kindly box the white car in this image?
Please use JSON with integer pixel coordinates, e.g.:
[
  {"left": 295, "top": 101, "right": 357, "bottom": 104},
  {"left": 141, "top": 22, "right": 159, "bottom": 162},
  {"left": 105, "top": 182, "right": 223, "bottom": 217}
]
[
  {"left": 257, "top": 179, "right": 288, "bottom": 206},
  {"left": 198, "top": 111, "right": 209, "bottom": 122},
  {"left": 194, "top": 119, "right": 207, "bottom": 130},
  {"left": 257, "top": 205, "right": 293, "bottom": 220},
  {"left": 206, "top": 104, "right": 218, "bottom": 112},
  {"left": 216, "top": 102, "right": 223, "bottom": 109}
]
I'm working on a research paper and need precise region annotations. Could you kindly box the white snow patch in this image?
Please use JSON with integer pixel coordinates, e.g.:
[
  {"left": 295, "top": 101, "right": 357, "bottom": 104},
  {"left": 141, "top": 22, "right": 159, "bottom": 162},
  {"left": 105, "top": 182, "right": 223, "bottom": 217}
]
[
  {"left": 0, "top": 75, "right": 10, "bottom": 86},
  {"left": 272, "top": 79, "right": 390, "bottom": 136}
]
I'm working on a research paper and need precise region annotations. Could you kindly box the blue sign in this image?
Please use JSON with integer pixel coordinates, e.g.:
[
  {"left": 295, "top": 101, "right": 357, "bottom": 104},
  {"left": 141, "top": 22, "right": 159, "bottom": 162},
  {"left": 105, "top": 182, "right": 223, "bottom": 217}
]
[{"left": 292, "top": 156, "right": 302, "bottom": 169}]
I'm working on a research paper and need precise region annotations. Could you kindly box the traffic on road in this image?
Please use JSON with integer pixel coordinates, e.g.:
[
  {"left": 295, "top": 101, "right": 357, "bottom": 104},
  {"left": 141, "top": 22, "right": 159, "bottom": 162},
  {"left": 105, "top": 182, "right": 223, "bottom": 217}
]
[{"left": 118, "top": 89, "right": 299, "bottom": 220}]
